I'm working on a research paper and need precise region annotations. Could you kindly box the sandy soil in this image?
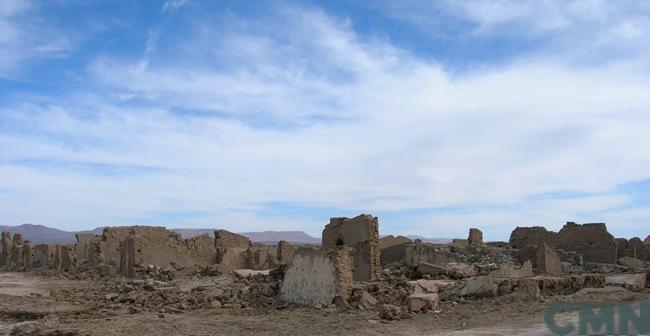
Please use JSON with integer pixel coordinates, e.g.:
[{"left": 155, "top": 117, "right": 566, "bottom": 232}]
[{"left": 1, "top": 272, "right": 648, "bottom": 336}]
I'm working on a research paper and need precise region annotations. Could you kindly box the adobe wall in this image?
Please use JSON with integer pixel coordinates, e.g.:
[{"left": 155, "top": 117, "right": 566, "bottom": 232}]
[
  {"left": 247, "top": 244, "right": 278, "bottom": 270},
  {"left": 280, "top": 247, "right": 352, "bottom": 307},
  {"left": 628, "top": 237, "right": 648, "bottom": 261},
  {"left": 550, "top": 222, "right": 617, "bottom": 264},
  {"left": 509, "top": 226, "right": 555, "bottom": 249},
  {"left": 536, "top": 243, "right": 564, "bottom": 276},
  {"left": 277, "top": 240, "right": 295, "bottom": 265},
  {"left": 379, "top": 235, "right": 412, "bottom": 250},
  {"left": 381, "top": 242, "right": 452, "bottom": 267},
  {"left": 215, "top": 230, "right": 251, "bottom": 269},
  {"left": 0, "top": 232, "right": 11, "bottom": 268},
  {"left": 75, "top": 233, "right": 102, "bottom": 263},
  {"left": 322, "top": 214, "right": 380, "bottom": 281},
  {"left": 468, "top": 228, "right": 483, "bottom": 246}
]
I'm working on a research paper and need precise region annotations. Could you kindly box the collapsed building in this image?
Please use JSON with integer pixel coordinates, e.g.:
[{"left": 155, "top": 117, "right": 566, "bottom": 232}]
[
  {"left": 321, "top": 214, "right": 380, "bottom": 281},
  {"left": 1, "top": 216, "right": 649, "bottom": 322},
  {"left": 1, "top": 226, "right": 296, "bottom": 276}
]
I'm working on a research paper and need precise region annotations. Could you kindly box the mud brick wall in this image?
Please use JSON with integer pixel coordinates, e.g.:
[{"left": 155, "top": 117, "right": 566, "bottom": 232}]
[
  {"left": 277, "top": 240, "right": 295, "bottom": 265},
  {"left": 468, "top": 228, "right": 483, "bottom": 246},
  {"left": 322, "top": 214, "right": 380, "bottom": 281},
  {"left": 509, "top": 226, "right": 555, "bottom": 249},
  {"left": 280, "top": 247, "right": 352, "bottom": 307},
  {"left": 551, "top": 222, "right": 617, "bottom": 264}
]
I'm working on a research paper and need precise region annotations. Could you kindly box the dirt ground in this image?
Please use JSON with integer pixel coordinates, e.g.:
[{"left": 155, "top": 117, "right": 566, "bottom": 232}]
[{"left": 1, "top": 272, "right": 648, "bottom": 336}]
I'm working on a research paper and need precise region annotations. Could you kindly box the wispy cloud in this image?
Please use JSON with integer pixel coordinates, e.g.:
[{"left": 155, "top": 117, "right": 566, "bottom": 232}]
[
  {"left": 161, "top": 0, "right": 188, "bottom": 13},
  {"left": 1, "top": 2, "right": 649, "bottom": 238},
  {"left": 0, "top": 0, "right": 71, "bottom": 77}
]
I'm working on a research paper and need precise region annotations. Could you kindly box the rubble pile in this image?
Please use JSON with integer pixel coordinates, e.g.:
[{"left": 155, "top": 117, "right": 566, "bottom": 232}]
[{"left": 1, "top": 215, "right": 649, "bottom": 324}]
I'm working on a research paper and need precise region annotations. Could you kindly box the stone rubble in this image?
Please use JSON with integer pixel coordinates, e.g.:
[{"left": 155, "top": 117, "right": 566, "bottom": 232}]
[{"left": 1, "top": 215, "right": 649, "bottom": 323}]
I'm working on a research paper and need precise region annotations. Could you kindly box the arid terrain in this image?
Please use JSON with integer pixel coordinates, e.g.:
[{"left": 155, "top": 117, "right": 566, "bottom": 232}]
[
  {"left": 1, "top": 216, "right": 650, "bottom": 335},
  {"left": 2, "top": 272, "right": 648, "bottom": 336}
]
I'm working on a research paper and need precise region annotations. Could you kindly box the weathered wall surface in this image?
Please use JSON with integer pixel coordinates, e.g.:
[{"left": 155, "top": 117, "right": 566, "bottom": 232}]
[
  {"left": 277, "top": 240, "right": 295, "bottom": 265},
  {"left": 215, "top": 230, "right": 251, "bottom": 269},
  {"left": 280, "top": 248, "right": 352, "bottom": 307},
  {"left": 468, "top": 228, "right": 483, "bottom": 246},
  {"left": 379, "top": 235, "right": 412, "bottom": 250},
  {"left": 509, "top": 227, "right": 555, "bottom": 249},
  {"left": 381, "top": 242, "right": 452, "bottom": 267},
  {"left": 536, "top": 243, "right": 564, "bottom": 276},
  {"left": 321, "top": 214, "right": 380, "bottom": 281},
  {"left": 628, "top": 237, "right": 648, "bottom": 261},
  {"left": 550, "top": 222, "right": 617, "bottom": 264},
  {"left": 75, "top": 233, "right": 102, "bottom": 263}
]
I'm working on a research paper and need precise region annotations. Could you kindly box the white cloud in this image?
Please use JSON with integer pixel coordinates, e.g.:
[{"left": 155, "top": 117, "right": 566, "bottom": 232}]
[
  {"left": 1, "top": 4, "right": 649, "bottom": 237},
  {"left": 0, "top": 0, "right": 71, "bottom": 77},
  {"left": 162, "top": 0, "right": 188, "bottom": 13}
]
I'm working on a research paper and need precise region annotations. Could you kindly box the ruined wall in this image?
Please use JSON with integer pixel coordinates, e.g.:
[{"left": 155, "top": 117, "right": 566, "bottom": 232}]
[
  {"left": 628, "top": 237, "right": 648, "bottom": 260},
  {"left": 103, "top": 226, "right": 219, "bottom": 272},
  {"left": 536, "top": 243, "right": 564, "bottom": 276},
  {"left": 381, "top": 242, "right": 452, "bottom": 267},
  {"left": 550, "top": 222, "right": 617, "bottom": 264},
  {"left": 118, "top": 236, "right": 136, "bottom": 277},
  {"left": 0, "top": 232, "right": 11, "bottom": 268},
  {"left": 616, "top": 238, "right": 632, "bottom": 258},
  {"left": 277, "top": 240, "right": 295, "bottom": 265},
  {"left": 247, "top": 244, "right": 277, "bottom": 270},
  {"left": 75, "top": 233, "right": 102, "bottom": 263},
  {"left": 509, "top": 226, "right": 555, "bottom": 249},
  {"left": 280, "top": 247, "right": 352, "bottom": 307},
  {"left": 379, "top": 235, "right": 412, "bottom": 250},
  {"left": 215, "top": 230, "right": 251, "bottom": 269},
  {"left": 467, "top": 228, "right": 483, "bottom": 246},
  {"left": 322, "top": 214, "right": 380, "bottom": 281},
  {"left": 645, "top": 235, "right": 650, "bottom": 246}
]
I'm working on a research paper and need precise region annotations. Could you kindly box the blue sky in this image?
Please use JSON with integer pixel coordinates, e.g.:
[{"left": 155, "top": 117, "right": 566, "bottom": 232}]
[{"left": 1, "top": 0, "right": 650, "bottom": 240}]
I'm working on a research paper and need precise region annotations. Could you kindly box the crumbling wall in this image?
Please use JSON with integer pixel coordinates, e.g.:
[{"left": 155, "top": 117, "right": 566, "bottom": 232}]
[
  {"left": 75, "top": 233, "right": 102, "bottom": 263},
  {"left": 551, "top": 222, "right": 617, "bottom": 264},
  {"left": 379, "top": 235, "right": 412, "bottom": 250},
  {"left": 277, "top": 240, "right": 295, "bottom": 265},
  {"left": 118, "top": 235, "right": 136, "bottom": 277},
  {"left": 280, "top": 247, "right": 352, "bottom": 307},
  {"left": 627, "top": 237, "right": 648, "bottom": 261},
  {"left": 32, "top": 244, "right": 51, "bottom": 269},
  {"left": 536, "top": 243, "right": 564, "bottom": 276},
  {"left": 10, "top": 234, "right": 24, "bottom": 268},
  {"left": 322, "top": 214, "right": 380, "bottom": 281},
  {"left": 616, "top": 238, "right": 632, "bottom": 258},
  {"left": 468, "top": 228, "right": 483, "bottom": 246},
  {"left": 215, "top": 230, "right": 251, "bottom": 269},
  {"left": 381, "top": 242, "right": 452, "bottom": 267},
  {"left": 247, "top": 244, "right": 277, "bottom": 270},
  {"left": 0, "top": 232, "right": 11, "bottom": 268},
  {"left": 509, "top": 227, "right": 555, "bottom": 249},
  {"left": 103, "top": 226, "right": 219, "bottom": 272}
]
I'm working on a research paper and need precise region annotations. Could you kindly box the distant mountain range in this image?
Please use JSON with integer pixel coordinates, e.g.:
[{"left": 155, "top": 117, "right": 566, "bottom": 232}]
[
  {"left": 0, "top": 224, "right": 452, "bottom": 246},
  {"left": 0, "top": 224, "right": 321, "bottom": 245}
]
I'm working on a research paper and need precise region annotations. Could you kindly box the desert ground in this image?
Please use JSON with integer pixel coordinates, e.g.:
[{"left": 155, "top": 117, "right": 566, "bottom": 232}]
[{"left": 1, "top": 272, "right": 649, "bottom": 336}]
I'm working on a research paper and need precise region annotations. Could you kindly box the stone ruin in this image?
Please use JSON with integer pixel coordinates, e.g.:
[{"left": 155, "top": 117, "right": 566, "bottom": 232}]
[
  {"left": 509, "top": 226, "right": 555, "bottom": 249},
  {"left": 0, "top": 232, "right": 77, "bottom": 272},
  {"left": 467, "top": 228, "right": 483, "bottom": 246},
  {"left": 509, "top": 221, "right": 627, "bottom": 264},
  {"left": 379, "top": 235, "right": 412, "bottom": 249},
  {"left": 280, "top": 247, "right": 352, "bottom": 306},
  {"left": 322, "top": 214, "right": 380, "bottom": 281},
  {"left": 1, "top": 216, "right": 649, "bottom": 322},
  {"left": 552, "top": 222, "right": 618, "bottom": 264},
  {"left": 1, "top": 226, "right": 296, "bottom": 277}
]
